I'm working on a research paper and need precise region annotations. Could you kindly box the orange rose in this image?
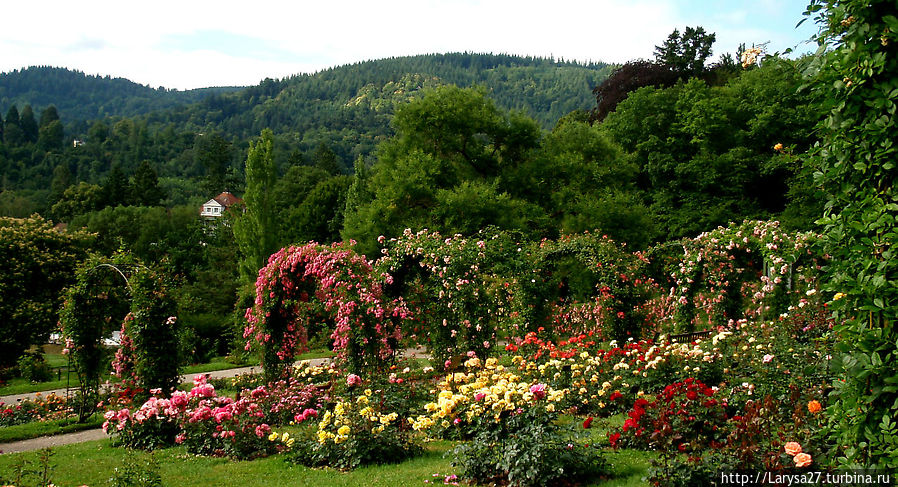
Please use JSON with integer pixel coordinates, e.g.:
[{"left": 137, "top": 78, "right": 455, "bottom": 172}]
[
  {"left": 807, "top": 400, "right": 822, "bottom": 414},
  {"left": 784, "top": 441, "right": 802, "bottom": 456},
  {"left": 794, "top": 452, "right": 812, "bottom": 468}
]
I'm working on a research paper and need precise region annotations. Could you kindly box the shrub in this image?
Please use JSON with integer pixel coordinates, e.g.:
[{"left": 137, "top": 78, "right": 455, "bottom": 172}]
[
  {"left": 287, "top": 391, "right": 421, "bottom": 470},
  {"left": 16, "top": 351, "right": 52, "bottom": 383},
  {"left": 616, "top": 378, "right": 728, "bottom": 452},
  {"left": 414, "top": 358, "right": 607, "bottom": 486}
]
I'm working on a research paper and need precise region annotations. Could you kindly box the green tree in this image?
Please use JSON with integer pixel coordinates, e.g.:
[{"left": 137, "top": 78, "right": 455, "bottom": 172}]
[
  {"left": 51, "top": 182, "right": 104, "bottom": 222},
  {"left": 194, "top": 133, "right": 233, "bottom": 194},
  {"left": 0, "top": 216, "right": 91, "bottom": 368},
  {"left": 342, "top": 156, "right": 373, "bottom": 221},
  {"left": 654, "top": 26, "right": 717, "bottom": 75},
  {"left": 102, "top": 164, "right": 130, "bottom": 207},
  {"left": 233, "top": 129, "right": 279, "bottom": 285},
  {"left": 50, "top": 162, "right": 74, "bottom": 203},
  {"left": 513, "top": 118, "right": 654, "bottom": 247},
  {"left": 37, "top": 119, "right": 64, "bottom": 151},
  {"left": 130, "top": 160, "right": 164, "bottom": 207},
  {"left": 0, "top": 190, "right": 37, "bottom": 217},
  {"left": 19, "top": 105, "right": 39, "bottom": 144},
  {"left": 285, "top": 176, "right": 352, "bottom": 244},
  {"left": 273, "top": 165, "right": 331, "bottom": 244},
  {"left": 807, "top": 0, "right": 898, "bottom": 469},
  {"left": 3, "top": 106, "right": 24, "bottom": 146},
  {"left": 600, "top": 59, "right": 822, "bottom": 240},
  {"left": 343, "top": 85, "right": 544, "bottom": 255},
  {"left": 312, "top": 142, "right": 342, "bottom": 175},
  {"left": 39, "top": 105, "right": 60, "bottom": 127},
  {"left": 87, "top": 120, "right": 109, "bottom": 145}
]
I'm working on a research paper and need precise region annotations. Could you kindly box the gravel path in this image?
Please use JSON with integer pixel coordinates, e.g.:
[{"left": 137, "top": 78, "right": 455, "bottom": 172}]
[{"left": 0, "top": 349, "right": 430, "bottom": 454}]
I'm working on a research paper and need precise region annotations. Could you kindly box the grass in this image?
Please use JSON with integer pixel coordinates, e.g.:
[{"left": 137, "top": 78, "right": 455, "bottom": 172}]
[
  {"left": 0, "top": 377, "right": 79, "bottom": 397},
  {"left": 0, "top": 415, "right": 104, "bottom": 444},
  {"left": 0, "top": 438, "right": 652, "bottom": 487}
]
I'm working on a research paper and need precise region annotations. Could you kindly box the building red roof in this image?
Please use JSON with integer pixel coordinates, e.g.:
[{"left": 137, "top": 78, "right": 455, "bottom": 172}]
[{"left": 213, "top": 192, "right": 243, "bottom": 207}]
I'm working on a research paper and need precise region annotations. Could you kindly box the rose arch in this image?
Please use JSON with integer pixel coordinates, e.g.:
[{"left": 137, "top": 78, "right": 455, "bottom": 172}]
[
  {"left": 243, "top": 242, "right": 409, "bottom": 380},
  {"left": 60, "top": 253, "right": 179, "bottom": 420},
  {"left": 665, "top": 220, "right": 819, "bottom": 332},
  {"left": 509, "top": 232, "right": 652, "bottom": 342}
]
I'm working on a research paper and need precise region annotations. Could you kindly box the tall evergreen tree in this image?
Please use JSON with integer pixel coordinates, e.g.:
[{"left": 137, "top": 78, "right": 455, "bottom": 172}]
[
  {"left": 3, "top": 106, "right": 24, "bottom": 146},
  {"left": 313, "top": 142, "right": 342, "bottom": 175},
  {"left": 130, "top": 160, "right": 164, "bottom": 207},
  {"left": 101, "top": 164, "right": 129, "bottom": 207},
  {"left": 233, "top": 129, "right": 278, "bottom": 285},
  {"left": 39, "top": 105, "right": 60, "bottom": 128},
  {"left": 654, "top": 26, "right": 716, "bottom": 75},
  {"left": 195, "top": 133, "right": 233, "bottom": 194},
  {"left": 19, "top": 105, "right": 38, "bottom": 144},
  {"left": 38, "top": 120, "right": 64, "bottom": 151}
]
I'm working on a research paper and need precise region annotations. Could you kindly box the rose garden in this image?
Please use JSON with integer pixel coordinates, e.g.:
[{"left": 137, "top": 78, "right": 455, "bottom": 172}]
[
  {"left": 2, "top": 0, "right": 898, "bottom": 485},
  {"left": 0, "top": 220, "right": 859, "bottom": 486}
]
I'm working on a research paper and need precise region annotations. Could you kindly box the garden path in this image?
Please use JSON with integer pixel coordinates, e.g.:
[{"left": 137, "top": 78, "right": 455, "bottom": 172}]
[{"left": 0, "top": 348, "right": 430, "bottom": 454}]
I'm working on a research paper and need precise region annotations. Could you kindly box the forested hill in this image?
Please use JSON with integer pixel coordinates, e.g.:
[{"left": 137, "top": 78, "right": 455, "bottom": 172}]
[
  {"left": 143, "top": 53, "right": 613, "bottom": 166},
  {"left": 172, "top": 53, "right": 613, "bottom": 134},
  {"left": 0, "top": 66, "right": 242, "bottom": 122}
]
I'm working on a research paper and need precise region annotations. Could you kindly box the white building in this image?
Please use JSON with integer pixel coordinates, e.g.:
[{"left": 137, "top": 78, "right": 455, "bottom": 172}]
[{"left": 200, "top": 192, "right": 243, "bottom": 219}]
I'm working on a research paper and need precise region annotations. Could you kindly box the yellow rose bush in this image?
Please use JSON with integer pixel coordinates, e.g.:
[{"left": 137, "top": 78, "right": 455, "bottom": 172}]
[
  {"left": 414, "top": 357, "right": 608, "bottom": 487},
  {"left": 285, "top": 387, "right": 421, "bottom": 470}
]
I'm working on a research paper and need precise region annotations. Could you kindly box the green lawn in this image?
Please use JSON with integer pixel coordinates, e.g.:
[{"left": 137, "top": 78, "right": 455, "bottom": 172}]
[{"left": 0, "top": 439, "right": 652, "bottom": 487}]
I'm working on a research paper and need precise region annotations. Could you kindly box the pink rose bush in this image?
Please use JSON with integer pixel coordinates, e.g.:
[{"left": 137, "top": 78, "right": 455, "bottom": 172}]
[{"left": 105, "top": 374, "right": 322, "bottom": 459}]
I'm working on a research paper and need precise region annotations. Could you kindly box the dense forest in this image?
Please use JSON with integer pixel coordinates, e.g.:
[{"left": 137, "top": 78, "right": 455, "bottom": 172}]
[{"left": 0, "top": 66, "right": 241, "bottom": 122}]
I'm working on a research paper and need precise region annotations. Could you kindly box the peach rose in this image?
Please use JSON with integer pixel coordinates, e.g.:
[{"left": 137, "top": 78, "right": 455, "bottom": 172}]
[
  {"left": 784, "top": 441, "right": 802, "bottom": 456},
  {"left": 808, "top": 400, "right": 822, "bottom": 414},
  {"left": 794, "top": 452, "right": 812, "bottom": 468}
]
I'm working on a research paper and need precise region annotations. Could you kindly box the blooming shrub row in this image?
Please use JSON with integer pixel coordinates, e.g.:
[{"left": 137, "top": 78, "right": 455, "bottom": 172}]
[
  {"left": 285, "top": 389, "right": 420, "bottom": 470},
  {"left": 508, "top": 328, "right": 732, "bottom": 415},
  {"left": 104, "top": 374, "right": 322, "bottom": 459},
  {"left": 0, "top": 393, "right": 72, "bottom": 427}
]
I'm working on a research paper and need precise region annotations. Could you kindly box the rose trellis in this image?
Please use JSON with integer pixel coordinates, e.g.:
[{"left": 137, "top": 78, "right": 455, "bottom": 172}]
[
  {"left": 667, "top": 220, "right": 819, "bottom": 332},
  {"left": 59, "top": 253, "right": 180, "bottom": 419},
  {"left": 509, "top": 232, "right": 653, "bottom": 342},
  {"left": 244, "top": 242, "right": 409, "bottom": 380},
  {"left": 374, "top": 229, "right": 524, "bottom": 369}
]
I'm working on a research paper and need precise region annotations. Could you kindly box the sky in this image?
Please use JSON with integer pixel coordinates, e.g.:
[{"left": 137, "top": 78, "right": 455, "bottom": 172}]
[{"left": 1, "top": 0, "right": 819, "bottom": 90}]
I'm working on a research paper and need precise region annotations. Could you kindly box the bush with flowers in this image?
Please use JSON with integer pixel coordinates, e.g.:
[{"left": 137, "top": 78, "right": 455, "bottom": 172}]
[
  {"left": 412, "top": 356, "right": 607, "bottom": 487},
  {"left": 0, "top": 393, "right": 72, "bottom": 426},
  {"left": 640, "top": 389, "right": 829, "bottom": 486},
  {"left": 615, "top": 378, "right": 728, "bottom": 451},
  {"left": 508, "top": 328, "right": 734, "bottom": 416},
  {"left": 286, "top": 378, "right": 421, "bottom": 470},
  {"left": 104, "top": 374, "right": 323, "bottom": 459}
]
